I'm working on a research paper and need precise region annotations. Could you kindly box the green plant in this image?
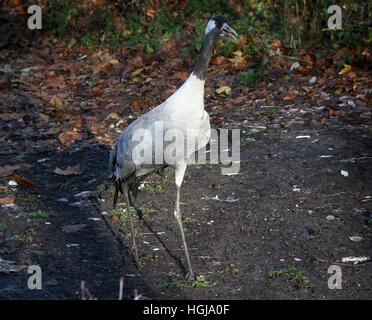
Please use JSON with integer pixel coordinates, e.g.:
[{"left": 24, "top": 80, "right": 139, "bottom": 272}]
[
  {"left": 123, "top": 227, "right": 141, "bottom": 241},
  {"left": 24, "top": 210, "right": 50, "bottom": 219},
  {"left": 235, "top": 70, "right": 263, "bottom": 86},
  {"left": 268, "top": 265, "right": 310, "bottom": 288},
  {"left": 160, "top": 278, "right": 182, "bottom": 290},
  {"left": 18, "top": 229, "right": 37, "bottom": 244},
  {"left": 192, "top": 275, "right": 215, "bottom": 288},
  {"left": 142, "top": 183, "right": 165, "bottom": 193},
  {"left": 229, "top": 266, "right": 240, "bottom": 275},
  {"left": 0, "top": 223, "right": 6, "bottom": 233},
  {"left": 35, "top": 252, "right": 49, "bottom": 263},
  {"left": 183, "top": 217, "right": 196, "bottom": 225},
  {"left": 138, "top": 255, "right": 153, "bottom": 267},
  {"left": 139, "top": 207, "right": 153, "bottom": 219},
  {"left": 109, "top": 208, "right": 130, "bottom": 223},
  {"left": 101, "top": 185, "right": 116, "bottom": 198},
  {"left": 230, "top": 287, "right": 241, "bottom": 295}
]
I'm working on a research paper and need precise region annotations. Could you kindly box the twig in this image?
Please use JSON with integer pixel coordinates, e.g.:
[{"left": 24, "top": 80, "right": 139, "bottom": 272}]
[
  {"left": 118, "top": 277, "right": 124, "bottom": 300},
  {"left": 81, "top": 281, "right": 86, "bottom": 300},
  {"left": 323, "top": 191, "right": 348, "bottom": 197},
  {"left": 315, "top": 257, "right": 372, "bottom": 267},
  {"left": 340, "top": 156, "right": 372, "bottom": 162}
]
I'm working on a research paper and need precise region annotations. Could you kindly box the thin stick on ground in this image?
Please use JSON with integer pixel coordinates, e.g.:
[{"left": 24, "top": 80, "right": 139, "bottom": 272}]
[{"left": 118, "top": 277, "right": 124, "bottom": 300}]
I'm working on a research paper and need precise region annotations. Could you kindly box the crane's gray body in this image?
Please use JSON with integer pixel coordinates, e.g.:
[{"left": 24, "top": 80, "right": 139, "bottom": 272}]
[{"left": 110, "top": 73, "right": 211, "bottom": 184}]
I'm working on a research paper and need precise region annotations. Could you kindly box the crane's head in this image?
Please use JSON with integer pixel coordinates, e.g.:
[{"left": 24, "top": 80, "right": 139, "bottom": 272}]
[{"left": 205, "top": 16, "right": 238, "bottom": 41}]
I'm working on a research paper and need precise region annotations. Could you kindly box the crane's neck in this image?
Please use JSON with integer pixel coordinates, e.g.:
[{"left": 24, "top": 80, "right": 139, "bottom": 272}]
[{"left": 192, "top": 29, "right": 219, "bottom": 80}]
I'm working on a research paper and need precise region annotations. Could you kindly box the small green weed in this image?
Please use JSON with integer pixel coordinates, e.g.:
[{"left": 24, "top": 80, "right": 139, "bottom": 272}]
[
  {"left": 192, "top": 275, "right": 215, "bottom": 288},
  {"left": 268, "top": 265, "right": 310, "bottom": 288}
]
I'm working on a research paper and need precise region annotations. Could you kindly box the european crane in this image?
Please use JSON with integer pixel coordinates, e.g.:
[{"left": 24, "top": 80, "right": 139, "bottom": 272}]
[{"left": 110, "top": 16, "right": 238, "bottom": 280}]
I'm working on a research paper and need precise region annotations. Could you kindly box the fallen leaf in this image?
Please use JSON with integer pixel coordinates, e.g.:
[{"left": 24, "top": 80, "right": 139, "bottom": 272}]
[
  {"left": 54, "top": 165, "right": 82, "bottom": 176},
  {"left": 361, "top": 48, "right": 369, "bottom": 58},
  {"left": 58, "top": 131, "right": 83, "bottom": 146},
  {"left": 146, "top": 6, "right": 157, "bottom": 19},
  {"left": 272, "top": 39, "right": 282, "bottom": 48},
  {"left": 0, "top": 113, "right": 19, "bottom": 121},
  {"left": 232, "top": 95, "right": 248, "bottom": 105},
  {"left": 109, "top": 59, "right": 119, "bottom": 65},
  {"left": 0, "top": 165, "right": 20, "bottom": 177},
  {"left": 0, "top": 197, "right": 15, "bottom": 204},
  {"left": 13, "top": 175, "right": 35, "bottom": 187},
  {"left": 132, "top": 68, "right": 143, "bottom": 77},
  {"left": 339, "top": 64, "right": 352, "bottom": 75},
  {"left": 216, "top": 86, "right": 232, "bottom": 95},
  {"left": 174, "top": 71, "right": 189, "bottom": 81},
  {"left": 49, "top": 97, "right": 64, "bottom": 108},
  {"left": 283, "top": 89, "right": 299, "bottom": 100},
  {"left": 67, "top": 37, "right": 77, "bottom": 49},
  {"left": 349, "top": 236, "right": 363, "bottom": 243}
]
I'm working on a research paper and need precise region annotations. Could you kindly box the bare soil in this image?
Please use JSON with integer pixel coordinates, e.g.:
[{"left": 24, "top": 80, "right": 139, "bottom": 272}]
[{"left": 0, "top": 49, "right": 371, "bottom": 300}]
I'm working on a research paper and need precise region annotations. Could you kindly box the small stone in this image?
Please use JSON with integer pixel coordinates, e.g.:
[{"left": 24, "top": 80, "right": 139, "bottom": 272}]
[
  {"left": 326, "top": 215, "right": 336, "bottom": 221},
  {"left": 88, "top": 217, "right": 100, "bottom": 221},
  {"left": 340, "top": 170, "right": 349, "bottom": 177},
  {"left": 66, "top": 244, "right": 79, "bottom": 248},
  {"left": 309, "top": 76, "right": 317, "bottom": 85}
]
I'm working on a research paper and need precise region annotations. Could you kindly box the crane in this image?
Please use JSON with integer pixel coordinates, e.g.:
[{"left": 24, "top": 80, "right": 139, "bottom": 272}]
[{"left": 110, "top": 16, "right": 238, "bottom": 280}]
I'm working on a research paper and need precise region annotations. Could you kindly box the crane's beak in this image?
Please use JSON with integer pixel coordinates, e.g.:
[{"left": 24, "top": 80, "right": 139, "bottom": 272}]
[{"left": 221, "top": 23, "right": 238, "bottom": 41}]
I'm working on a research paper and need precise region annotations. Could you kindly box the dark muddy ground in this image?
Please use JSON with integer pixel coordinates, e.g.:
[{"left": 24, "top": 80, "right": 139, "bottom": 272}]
[{"left": 0, "top": 50, "right": 371, "bottom": 300}]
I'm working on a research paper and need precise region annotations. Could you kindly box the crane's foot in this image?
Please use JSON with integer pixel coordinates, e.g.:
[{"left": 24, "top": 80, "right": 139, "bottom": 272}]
[{"left": 185, "top": 270, "right": 195, "bottom": 281}]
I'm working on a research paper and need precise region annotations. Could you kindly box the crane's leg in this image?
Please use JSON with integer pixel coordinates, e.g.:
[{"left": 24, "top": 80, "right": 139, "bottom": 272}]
[
  {"left": 124, "top": 183, "right": 139, "bottom": 266},
  {"left": 174, "top": 163, "right": 195, "bottom": 280}
]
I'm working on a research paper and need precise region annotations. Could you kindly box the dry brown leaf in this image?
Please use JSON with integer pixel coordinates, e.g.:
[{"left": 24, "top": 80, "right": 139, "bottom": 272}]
[
  {"left": 132, "top": 68, "right": 143, "bottom": 77},
  {"left": 211, "top": 56, "right": 228, "bottom": 66},
  {"left": 0, "top": 113, "right": 19, "bottom": 121},
  {"left": 272, "top": 39, "right": 282, "bottom": 48},
  {"left": 232, "top": 95, "right": 248, "bottom": 105},
  {"left": 0, "top": 197, "right": 15, "bottom": 204},
  {"left": 146, "top": 6, "right": 157, "bottom": 19},
  {"left": 13, "top": 175, "right": 36, "bottom": 187},
  {"left": 174, "top": 71, "right": 189, "bottom": 81},
  {"left": 54, "top": 165, "right": 82, "bottom": 176},
  {"left": 283, "top": 89, "right": 299, "bottom": 101},
  {"left": 91, "top": 86, "right": 104, "bottom": 97},
  {"left": 58, "top": 131, "right": 83, "bottom": 146}
]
